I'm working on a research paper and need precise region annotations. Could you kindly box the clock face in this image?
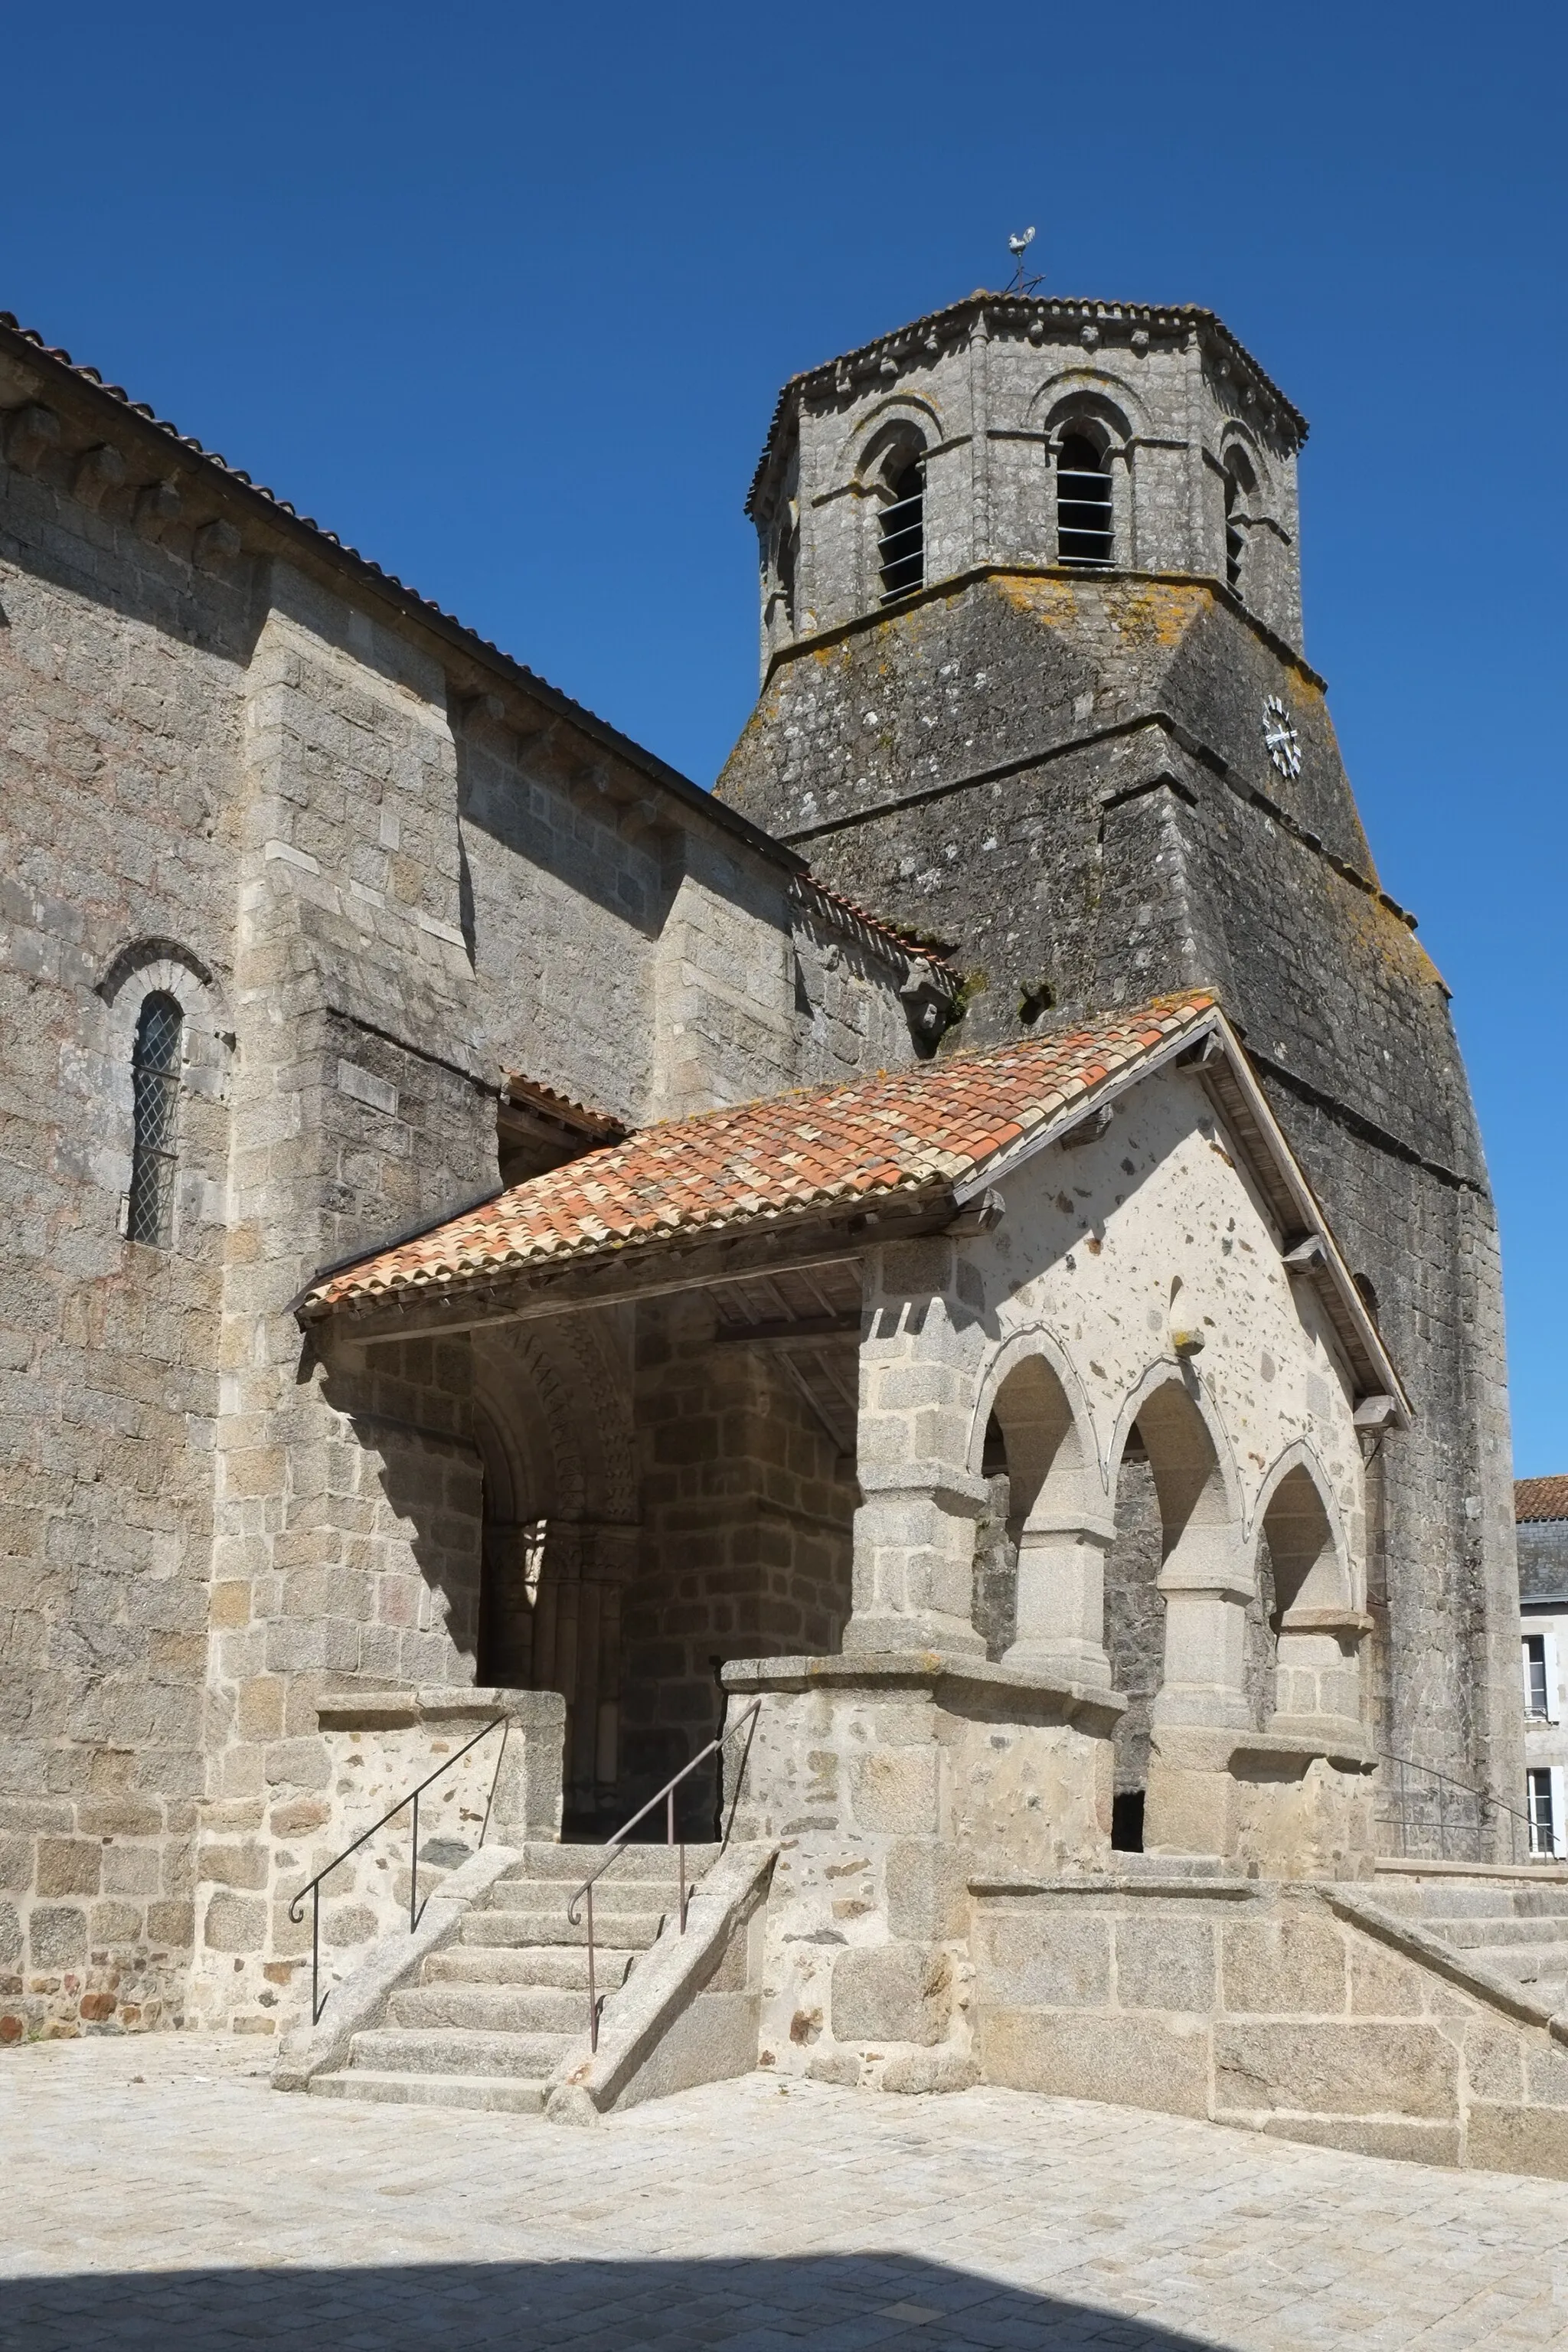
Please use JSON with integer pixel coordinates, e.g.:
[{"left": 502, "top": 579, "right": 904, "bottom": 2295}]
[{"left": 1263, "top": 694, "right": 1302, "bottom": 781}]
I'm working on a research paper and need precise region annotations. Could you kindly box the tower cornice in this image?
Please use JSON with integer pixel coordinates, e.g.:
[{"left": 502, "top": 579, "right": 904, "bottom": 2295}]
[{"left": 746, "top": 293, "right": 1308, "bottom": 525}]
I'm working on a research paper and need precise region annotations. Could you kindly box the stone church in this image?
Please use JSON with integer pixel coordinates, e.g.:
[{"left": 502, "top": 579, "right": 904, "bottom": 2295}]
[{"left": 5, "top": 289, "right": 1554, "bottom": 2176}]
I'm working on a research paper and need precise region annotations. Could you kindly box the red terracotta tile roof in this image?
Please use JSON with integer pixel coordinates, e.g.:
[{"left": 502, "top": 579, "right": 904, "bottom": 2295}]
[
  {"left": 791, "top": 873, "right": 958, "bottom": 974},
  {"left": 305, "top": 991, "right": 1215, "bottom": 1316},
  {"left": 1518, "top": 1477, "right": 1568, "bottom": 1525},
  {"left": 501, "top": 1076, "right": 627, "bottom": 1143}
]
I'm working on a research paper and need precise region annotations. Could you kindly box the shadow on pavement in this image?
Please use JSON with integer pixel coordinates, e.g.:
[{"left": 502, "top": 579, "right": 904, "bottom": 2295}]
[{"left": 6, "top": 2251, "right": 1223, "bottom": 2349}]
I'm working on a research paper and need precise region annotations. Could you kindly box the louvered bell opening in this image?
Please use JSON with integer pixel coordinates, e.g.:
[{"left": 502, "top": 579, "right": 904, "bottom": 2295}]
[
  {"left": 1057, "top": 435, "right": 1112, "bottom": 565},
  {"left": 1224, "top": 475, "right": 1245, "bottom": 588},
  {"left": 878, "top": 461, "right": 925, "bottom": 601}
]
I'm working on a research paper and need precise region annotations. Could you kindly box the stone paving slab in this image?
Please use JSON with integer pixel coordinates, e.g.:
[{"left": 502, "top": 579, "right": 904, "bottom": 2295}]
[{"left": 5, "top": 2038, "right": 1568, "bottom": 2348}]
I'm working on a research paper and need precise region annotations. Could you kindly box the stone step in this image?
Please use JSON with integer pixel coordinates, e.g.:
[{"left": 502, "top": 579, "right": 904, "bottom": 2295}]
[
  {"left": 422, "top": 1945, "right": 637, "bottom": 1990},
  {"left": 1377, "top": 1881, "right": 1568, "bottom": 1921},
  {"left": 310, "top": 2069, "right": 548, "bottom": 2114},
  {"left": 1119, "top": 1853, "right": 1247, "bottom": 1879},
  {"left": 348, "top": 2026, "right": 577, "bottom": 2078},
  {"left": 476, "top": 1872, "right": 671, "bottom": 1918},
  {"left": 460, "top": 1904, "right": 664, "bottom": 1949},
  {"left": 1455, "top": 1945, "right": 1568, "bottom": 1989},
  {"left": 1435, "top": 1916, "right": 1568, "bottom": 1949},
  {"left": 387, "top": 1983, "right": 585, "bottom": 2033},
  {"left": 510, "top": 1841, "right": 721, "bottom": 1883}
]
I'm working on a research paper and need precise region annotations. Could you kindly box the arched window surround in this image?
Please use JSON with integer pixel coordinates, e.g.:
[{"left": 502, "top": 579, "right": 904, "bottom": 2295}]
[
  {"left": 1037, "top": 396, "right": 1136, "bottom": 570},
  {"left": 849, "top": 403, "right": 942, "bottom": 613},
  {"left": 1215, "top": 426, "right": 1279, "bottom": 609},
  {"left": 127, "top": 991, "right": 184, "bottom": 1247},
  {"left": 96, "top": 940, "right": 230, "bottom": 1256}
]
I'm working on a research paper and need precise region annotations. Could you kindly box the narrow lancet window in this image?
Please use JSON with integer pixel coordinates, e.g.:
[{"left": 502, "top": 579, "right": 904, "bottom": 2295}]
[
  {"left": 878, "top": 457, "right": 925, "bottom": 600},
  {"left": 1057, "top": 433, "right": 1113, "bottom": 564},
  {"left": 127, "top": 991, "right": 183, "bottom": 1246}
]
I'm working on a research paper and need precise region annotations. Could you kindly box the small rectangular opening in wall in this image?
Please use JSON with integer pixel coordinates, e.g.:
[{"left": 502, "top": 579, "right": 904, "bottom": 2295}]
[{"left": 1111, "top": 1788, "right": 1145, "bottom": 1852}]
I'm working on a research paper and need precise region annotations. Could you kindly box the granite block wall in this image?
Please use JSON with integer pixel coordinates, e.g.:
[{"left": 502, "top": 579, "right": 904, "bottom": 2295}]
[
  {"left": 0, "top": 322, "right": 922, "bottom": 2038},
  {"left": 720, "top": 564, "right": 1520, "bottom": 1825}
]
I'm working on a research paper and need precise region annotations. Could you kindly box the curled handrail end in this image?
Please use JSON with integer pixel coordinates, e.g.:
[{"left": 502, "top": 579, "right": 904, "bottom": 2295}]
[
  {"left": 288, "top": 1896, "right": 305, "bottom": 1925},
  {"left": 567, "top": 1896, "right": 584, "bottom": 1928}
]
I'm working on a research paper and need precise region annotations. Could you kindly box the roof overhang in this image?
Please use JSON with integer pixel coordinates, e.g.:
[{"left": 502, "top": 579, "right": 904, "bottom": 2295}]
[
  {"left": 305, "top": 998, "right": 1408, "bottom": 1423},
  {"left": 305, "top": 1187, "right": 956, "bottom": 1345}
]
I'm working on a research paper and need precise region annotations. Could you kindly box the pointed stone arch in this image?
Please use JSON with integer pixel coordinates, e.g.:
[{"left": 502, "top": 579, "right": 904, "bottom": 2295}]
[
  {"left": 1255, "top": 1450, "right": 1365, "bottom": 1742},
  {"left": 969, "top": 1331, "right": 1111, "bottom": 1681}
]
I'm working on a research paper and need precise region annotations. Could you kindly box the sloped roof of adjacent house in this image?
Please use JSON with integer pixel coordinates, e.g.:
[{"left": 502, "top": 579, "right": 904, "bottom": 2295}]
[
  {"left": 1518, "top": 1477, "right": 1568, "bottom": 1525},
  {"left": 301, "top": 990, "right": 1406, "bottom": 1417}
]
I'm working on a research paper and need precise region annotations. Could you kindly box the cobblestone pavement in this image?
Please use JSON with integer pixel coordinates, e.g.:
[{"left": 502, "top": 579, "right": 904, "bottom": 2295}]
[{"left": 5, "top": 2038, "right": 1568, "bottom": 2349}]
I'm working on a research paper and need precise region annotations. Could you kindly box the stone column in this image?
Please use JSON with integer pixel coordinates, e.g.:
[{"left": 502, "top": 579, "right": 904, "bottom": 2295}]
[
  {"left": 1004, "top": 1509, "right": 1117, "bottom": 1687},
  {"left": 844, "top": 1239, "right": 988, "bottom": 1660},
  {"left": 1152, "top": 1548, "right": 1255, "bottom": 1734},
  {"left": 844, "top": 1463, "right": 989, "bottom": 1658},
  {"left": 1272, "top": 1607, "right": 1371, "bottom": 1745},
  {"left": 1145, "top": 1530, "right": 1254, "bottom": 1856}
]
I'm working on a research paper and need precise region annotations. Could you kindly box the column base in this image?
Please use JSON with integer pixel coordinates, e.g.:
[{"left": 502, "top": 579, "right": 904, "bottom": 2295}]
[
  {"left": 1000, "top": 1638, "right": 1112, "bottom": 1689},
  {"left": 842, "top": 1612, "right": 986, "bottom": 1659}
]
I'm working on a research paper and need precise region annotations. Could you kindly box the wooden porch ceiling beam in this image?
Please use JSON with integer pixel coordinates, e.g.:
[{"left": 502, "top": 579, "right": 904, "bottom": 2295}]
[{"left": 713, "top": 1312, "right": 863, "bottom": 1347}]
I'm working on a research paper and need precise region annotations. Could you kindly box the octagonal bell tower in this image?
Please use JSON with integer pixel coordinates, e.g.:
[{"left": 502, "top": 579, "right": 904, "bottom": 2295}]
[
  {"left": 749, "top": 292, "right": 1305, "bottom": 671},
  {"left": 717, "top": 289, "right": 1521, "bottom": 1854}
]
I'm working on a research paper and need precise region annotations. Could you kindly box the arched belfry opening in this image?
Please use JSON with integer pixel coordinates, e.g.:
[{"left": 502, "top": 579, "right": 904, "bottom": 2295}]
[
  {"left": 877, "top": 448, "right": 926, "bottom": 599},
  {"left": 1223, "top": 446, "right": 1256, "bottom": 593},
  {"left": 1056, "top": 431, "right": 1114, "bottom": 565}
]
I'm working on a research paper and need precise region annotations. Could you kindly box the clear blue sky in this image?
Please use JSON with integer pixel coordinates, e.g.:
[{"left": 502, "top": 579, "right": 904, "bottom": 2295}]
[{"left": 5, "top": 2, "right": 1564, "bottom": 1471}]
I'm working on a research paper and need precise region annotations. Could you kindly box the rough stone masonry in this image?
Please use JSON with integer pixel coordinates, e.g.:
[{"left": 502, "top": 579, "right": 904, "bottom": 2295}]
[
  {"left": 0, "top": 283, "right": 1521, "bottom": 2053},
  {"left": 719, "top": 290, "right": 1519, "bottom": 1830}
]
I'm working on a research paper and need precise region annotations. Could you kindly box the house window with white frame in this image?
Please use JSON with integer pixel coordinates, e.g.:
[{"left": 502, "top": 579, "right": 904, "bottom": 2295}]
[
  {"left": 1523, "top": 1637, "right": 1560, "bottom": 1730},
  {"left": 1527, "top": 1766, "right": 1561, "bottom": 1858},
  {"left": 1524, "top": 1632, "right": 1551, "bottom": 1719}
]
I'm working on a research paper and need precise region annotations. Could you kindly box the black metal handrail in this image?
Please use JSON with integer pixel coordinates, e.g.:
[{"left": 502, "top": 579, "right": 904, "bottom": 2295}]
[
  {"left": 288, "top": 1714, "right": 508, "bottom": 2025},
  {"left": 567, "top": 1697, "right": 761, "bottom": 2053},
  {"left": 1378, "top": 1747, "right": 1548, "bottom": 1867}
]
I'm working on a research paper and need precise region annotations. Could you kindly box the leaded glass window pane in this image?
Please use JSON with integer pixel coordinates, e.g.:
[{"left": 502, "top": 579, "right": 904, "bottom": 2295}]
[{"left": 127, "top": 991, "right": 182, "bottom": 1247}]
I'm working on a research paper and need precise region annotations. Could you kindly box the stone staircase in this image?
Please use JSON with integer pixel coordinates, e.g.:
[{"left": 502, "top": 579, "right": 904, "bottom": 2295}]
[
  {"left": 1373, "top": 1870, "right": 1568, "bottom": 2008},
  {"left": 309, "top": 1841, "right": 719, "bottom": 2112}
]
